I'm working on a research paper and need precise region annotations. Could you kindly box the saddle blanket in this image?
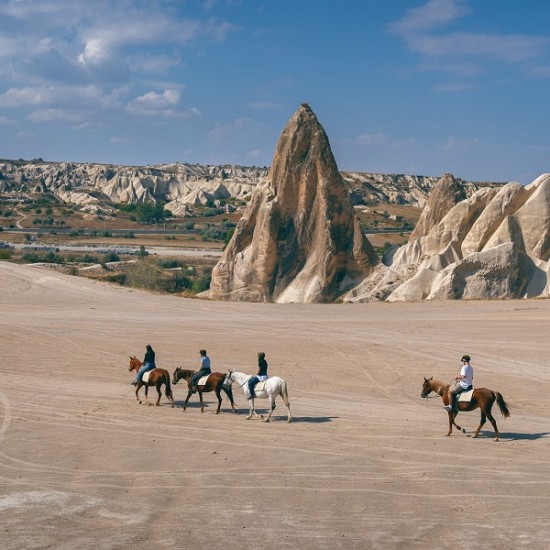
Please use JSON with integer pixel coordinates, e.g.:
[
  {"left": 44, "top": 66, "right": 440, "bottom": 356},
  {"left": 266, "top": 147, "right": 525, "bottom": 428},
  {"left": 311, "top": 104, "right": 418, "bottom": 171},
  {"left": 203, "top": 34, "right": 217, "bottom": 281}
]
[
  {"left": 253, "top": 381, "right": 267, "bottom": 392},
  {"left": 197, "top": 374, "right": 211, "bottom": 386},
  {"left": 458, "top": 388, "right": 474, "bottom": 402},
  {"left": 142, "top": 370, "right": 154, "bottom": 383}
]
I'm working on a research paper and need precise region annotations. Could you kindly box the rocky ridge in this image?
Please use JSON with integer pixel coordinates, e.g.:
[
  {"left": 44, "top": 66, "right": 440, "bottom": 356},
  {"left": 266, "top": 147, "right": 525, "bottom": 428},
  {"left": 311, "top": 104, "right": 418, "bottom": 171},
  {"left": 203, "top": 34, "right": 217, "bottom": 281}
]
[
  {"left": 345, "top": 173, "right": 550, "bottom": 302},
  {"left": 208, "top": 104, "right": 377, "bottom": 303},
  {"left": 0, "top": 158, "right": 503, "bottom": 216}
]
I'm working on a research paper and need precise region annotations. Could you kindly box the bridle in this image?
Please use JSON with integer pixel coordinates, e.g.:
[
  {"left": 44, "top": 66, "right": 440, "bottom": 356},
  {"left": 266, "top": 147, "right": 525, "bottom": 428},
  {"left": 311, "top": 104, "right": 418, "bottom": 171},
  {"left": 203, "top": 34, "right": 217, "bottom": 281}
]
[{"left": 224, "top": 371, "right": 248, "bottom": 389}]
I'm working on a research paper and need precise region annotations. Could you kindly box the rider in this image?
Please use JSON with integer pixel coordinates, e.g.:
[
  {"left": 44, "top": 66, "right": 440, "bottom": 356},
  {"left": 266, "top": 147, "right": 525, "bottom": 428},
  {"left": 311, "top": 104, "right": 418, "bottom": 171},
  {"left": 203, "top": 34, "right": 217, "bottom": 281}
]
[
  {"left": 445, "top": 354, "right": 474, "bottom": 412},
  {"left": 190, "top": 349, "right": 211, "bottom": 392},
  {"left": 132, "top": 344, "right": 156, "bottom": 386},
  {"left": 247, "top": 352, "right": 268, "bottom": 399}
]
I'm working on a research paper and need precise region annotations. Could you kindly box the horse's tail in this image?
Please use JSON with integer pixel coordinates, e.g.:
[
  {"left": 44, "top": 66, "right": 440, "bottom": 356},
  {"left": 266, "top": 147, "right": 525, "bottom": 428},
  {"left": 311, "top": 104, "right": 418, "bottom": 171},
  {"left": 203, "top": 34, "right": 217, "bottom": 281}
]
[
  {"left": 280, "top": 379, "right": 290, "bottom": 407},
  {"left": 165, "top": 370, "right": 173, "bottom": 399},
  {"left": 494, "top": 391, "right": 510, "bottom": 418}
]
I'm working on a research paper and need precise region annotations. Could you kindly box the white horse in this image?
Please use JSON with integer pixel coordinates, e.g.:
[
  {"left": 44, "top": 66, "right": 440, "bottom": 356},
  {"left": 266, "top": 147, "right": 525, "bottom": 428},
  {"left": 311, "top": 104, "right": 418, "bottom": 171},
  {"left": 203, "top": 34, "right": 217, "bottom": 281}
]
[{"left": 224, "top": 369, "right": 292, "bottom": 423}]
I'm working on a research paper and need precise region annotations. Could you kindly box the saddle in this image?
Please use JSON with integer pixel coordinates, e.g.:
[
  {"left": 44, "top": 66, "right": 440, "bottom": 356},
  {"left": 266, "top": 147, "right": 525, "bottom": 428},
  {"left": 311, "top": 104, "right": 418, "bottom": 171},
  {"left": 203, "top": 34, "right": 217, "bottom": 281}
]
[
  {"left": 254, "top": 381, "right": 267, "bottom": 392},
  {"left": 142, "top": 370, "right": 154, "bottom": 383},
  {"left": 196, "top": 374, "right": 211, "bottom": 386},
  {"left": 458, "top": 388, "right": 474, "bottom": 402}
]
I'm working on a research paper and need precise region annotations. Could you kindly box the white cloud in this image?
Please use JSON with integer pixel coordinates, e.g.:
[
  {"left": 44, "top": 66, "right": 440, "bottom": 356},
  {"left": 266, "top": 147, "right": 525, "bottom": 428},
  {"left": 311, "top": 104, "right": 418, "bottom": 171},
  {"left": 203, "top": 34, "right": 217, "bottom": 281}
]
[
  {"left": 441, "top": 135, "right": 484, "bottom": 152},
  {"left": 26, "top": 108, "right": 82, "bottom": 123},
  {"left": 356, "top": 132, "right": 389, "bottom": 146},
  {"left": 405, "top": 32, "right": 548, "bottom": 63},
  {"left": 390, "top": 0, "right": 550, "bottom": 76},
  {"left": 390, "top": 0, "right": 469, "bottom": 33},
  {"left": 0, "top": 115, "right": 15, "bottom": 125}
]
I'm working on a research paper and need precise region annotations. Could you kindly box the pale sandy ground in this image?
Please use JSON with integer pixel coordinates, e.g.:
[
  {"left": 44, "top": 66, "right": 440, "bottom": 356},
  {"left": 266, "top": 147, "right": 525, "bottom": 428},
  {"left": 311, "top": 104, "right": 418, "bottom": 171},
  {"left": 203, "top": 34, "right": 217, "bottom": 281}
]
[{"left": 1, "top": 261, "right": 549, "bottom": 550}]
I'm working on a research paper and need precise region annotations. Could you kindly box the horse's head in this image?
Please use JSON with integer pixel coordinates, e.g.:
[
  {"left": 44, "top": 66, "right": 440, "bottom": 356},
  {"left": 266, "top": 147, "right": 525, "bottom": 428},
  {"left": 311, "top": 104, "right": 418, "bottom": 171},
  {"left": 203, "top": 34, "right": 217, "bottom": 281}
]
[
  {"left": 173, "top": 368, "right": 192, "bottom": 385},
  {"left": 223, "top": 369, "right": 235, "bottom": 388},
  {"left": 129, "top": 356, "right": 142, "bottom": 373},
  {"left": 421, "top": 376, "right": 434, "bottom": 398},
  {"left": 172, "top": 367, "right": 183, "bottom": 385}
]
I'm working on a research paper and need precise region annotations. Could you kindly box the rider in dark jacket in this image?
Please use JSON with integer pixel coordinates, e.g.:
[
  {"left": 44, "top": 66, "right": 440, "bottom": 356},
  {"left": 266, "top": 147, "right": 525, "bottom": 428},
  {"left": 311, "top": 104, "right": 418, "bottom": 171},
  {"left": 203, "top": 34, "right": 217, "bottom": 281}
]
[
  {"left": 248, "top": 352, "right": 268, "bottom": 399},
  {"left": 132, "top": 344, "right": 156, "bottom": 385}
]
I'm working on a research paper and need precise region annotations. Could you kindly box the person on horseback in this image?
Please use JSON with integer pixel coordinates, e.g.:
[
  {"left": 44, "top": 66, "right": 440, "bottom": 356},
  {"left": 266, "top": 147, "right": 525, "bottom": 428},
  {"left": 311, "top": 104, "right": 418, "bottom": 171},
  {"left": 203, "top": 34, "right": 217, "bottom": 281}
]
[
  {"left": 247, "top": 352, "right": 268, "bottom": 399},
  {"left": 132, "top": 344, "right": 156, "bottom": 386},
  {"left": 445, "top": 354, "right": 474, "bottom": 412},
  {"left": 190, "top": 349, "right": 211, "bottom": 392}
]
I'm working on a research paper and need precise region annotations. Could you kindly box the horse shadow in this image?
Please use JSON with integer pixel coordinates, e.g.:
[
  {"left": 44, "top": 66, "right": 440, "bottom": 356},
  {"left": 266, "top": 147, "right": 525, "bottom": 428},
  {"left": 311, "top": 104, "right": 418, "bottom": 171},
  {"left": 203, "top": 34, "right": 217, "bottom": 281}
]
[
  {"left": 494, "top": 431, "right": 550, "bottom": 441},
  {"left": 290, "top": 416, "right": 338, "bottom": 423},
  {"left": 173, "top": 399, "right": 208, "bottom": 409}
]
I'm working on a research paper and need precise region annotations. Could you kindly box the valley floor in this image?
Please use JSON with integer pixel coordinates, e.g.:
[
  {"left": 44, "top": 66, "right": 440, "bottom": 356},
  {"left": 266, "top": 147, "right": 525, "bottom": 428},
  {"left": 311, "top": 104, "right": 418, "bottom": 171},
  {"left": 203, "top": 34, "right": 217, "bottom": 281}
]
[{"left": 0, "top": 262, "right": 549, "bottom": 549}]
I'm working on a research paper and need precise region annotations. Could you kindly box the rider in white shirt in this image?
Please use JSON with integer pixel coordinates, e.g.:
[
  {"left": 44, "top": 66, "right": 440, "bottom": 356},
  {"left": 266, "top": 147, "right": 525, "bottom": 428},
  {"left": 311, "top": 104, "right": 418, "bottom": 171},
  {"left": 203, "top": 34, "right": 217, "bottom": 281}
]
[{"left": 445, "top": 355, "right": 474, "bottom": 412}]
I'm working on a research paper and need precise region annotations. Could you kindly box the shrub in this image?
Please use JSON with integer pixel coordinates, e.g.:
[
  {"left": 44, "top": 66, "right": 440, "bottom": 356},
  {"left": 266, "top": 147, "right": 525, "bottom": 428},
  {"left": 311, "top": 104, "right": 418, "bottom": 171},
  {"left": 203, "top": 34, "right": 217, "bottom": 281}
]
[{"left": 125, "top": 261, "right": 166, "bottom": 292}]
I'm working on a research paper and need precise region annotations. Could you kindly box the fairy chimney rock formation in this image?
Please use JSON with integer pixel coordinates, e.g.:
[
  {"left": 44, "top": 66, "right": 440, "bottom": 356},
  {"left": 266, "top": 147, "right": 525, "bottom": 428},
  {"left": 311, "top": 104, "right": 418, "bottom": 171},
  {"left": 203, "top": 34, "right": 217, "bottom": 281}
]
[
  {"left": 208, "top": 103, "right": 377, "bottom": 303},
  {"left": 409, "top": 173, "right": 466, "bottom": 240}
]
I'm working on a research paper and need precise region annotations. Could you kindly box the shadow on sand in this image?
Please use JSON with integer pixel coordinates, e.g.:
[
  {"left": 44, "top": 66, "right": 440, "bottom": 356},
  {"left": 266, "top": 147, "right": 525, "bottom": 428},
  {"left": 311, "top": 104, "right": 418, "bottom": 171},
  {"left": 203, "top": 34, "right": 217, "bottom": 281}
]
[{"left": 496, "top": 431, "right": 550, "bottom": 441}]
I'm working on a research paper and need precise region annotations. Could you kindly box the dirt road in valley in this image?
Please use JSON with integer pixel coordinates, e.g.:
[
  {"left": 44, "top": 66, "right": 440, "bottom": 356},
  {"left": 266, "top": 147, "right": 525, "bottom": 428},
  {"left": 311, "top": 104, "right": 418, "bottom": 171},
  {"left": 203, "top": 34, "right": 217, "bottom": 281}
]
[{"left": 0, "top": 262, "right": 549, "bottom": 549}]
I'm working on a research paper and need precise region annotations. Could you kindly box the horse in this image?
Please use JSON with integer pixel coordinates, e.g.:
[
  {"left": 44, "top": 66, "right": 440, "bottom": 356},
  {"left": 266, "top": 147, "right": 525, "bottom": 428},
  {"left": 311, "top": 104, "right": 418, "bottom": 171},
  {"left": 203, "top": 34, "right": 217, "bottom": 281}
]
[
  {"left": 420, "top": 377, "right": 510, "bottom": 441},
  {"left": 128, "top": 356, "right": 174, "bottom": 407},
  {"left": 172, "top": 367, "right": 237, "bottom": 414},
  {"left": 224, "top": 369, "right": 291, "bottom": 423}
]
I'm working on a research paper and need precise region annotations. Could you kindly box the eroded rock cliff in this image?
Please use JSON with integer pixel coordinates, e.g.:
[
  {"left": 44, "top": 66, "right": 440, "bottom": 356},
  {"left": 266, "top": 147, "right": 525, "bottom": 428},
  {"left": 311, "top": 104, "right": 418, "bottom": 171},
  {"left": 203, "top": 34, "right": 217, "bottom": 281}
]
[{"left": 208, "top": 104, "right": 377, "bottom": 303}]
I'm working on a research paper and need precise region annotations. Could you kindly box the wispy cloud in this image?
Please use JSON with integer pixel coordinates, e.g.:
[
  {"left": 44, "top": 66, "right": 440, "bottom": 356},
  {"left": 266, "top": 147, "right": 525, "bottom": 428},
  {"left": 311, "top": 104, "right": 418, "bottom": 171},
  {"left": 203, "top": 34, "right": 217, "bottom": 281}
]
[
  {"left": 390, "top": 0, "right": 469, "bottom": 34},
  {"left": 390, "top": 0, "right": 550, "bottom": 76}
]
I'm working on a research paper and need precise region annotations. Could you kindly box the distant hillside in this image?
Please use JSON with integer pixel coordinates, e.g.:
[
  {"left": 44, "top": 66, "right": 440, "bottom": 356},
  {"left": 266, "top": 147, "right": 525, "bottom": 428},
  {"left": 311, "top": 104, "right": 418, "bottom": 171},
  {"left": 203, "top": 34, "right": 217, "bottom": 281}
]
[{"left": 0, "top": 158, "right": 506, "bottom": 216}]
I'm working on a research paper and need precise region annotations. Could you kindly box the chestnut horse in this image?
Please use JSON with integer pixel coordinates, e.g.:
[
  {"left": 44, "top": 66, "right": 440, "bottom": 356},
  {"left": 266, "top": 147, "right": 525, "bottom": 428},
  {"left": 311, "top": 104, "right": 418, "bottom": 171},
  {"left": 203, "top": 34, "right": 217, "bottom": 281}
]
[
  {"left": 128, "top": 356, "right": 174, "bottom": 407},
  {"left": 172, "top": 367, "right": 237, "bottom": 414},
  {"left": 421, "top": 377, "right": 510, "bottom": 441}
]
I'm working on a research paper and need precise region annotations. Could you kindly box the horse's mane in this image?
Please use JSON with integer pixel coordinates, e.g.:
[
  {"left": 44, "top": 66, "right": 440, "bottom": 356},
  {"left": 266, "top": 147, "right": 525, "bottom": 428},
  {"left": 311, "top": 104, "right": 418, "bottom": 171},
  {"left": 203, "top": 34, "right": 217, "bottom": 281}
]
[{"left": 431, "top": 379, "right": 450, "bottom": 393}]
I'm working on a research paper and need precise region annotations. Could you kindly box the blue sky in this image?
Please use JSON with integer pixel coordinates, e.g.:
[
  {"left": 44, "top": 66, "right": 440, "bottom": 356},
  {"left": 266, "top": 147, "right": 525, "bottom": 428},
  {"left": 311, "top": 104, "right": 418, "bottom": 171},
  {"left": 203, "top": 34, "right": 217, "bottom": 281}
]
[{"left": 1, "top": 0, "right": 550, "bottom": 183}]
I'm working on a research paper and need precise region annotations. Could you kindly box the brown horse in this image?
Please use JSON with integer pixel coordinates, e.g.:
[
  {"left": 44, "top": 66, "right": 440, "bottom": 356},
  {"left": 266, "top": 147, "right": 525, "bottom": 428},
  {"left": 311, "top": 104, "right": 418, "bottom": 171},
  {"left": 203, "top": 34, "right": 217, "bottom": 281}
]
[
  {"left": 172, "top": 367, "right": 237, "bottom": 414},
  {"left": 128, "top": 356, "right": 174, "bottom": 407},
  {"left": 421, "top": 377, "right": 510, "bottom": 441}
]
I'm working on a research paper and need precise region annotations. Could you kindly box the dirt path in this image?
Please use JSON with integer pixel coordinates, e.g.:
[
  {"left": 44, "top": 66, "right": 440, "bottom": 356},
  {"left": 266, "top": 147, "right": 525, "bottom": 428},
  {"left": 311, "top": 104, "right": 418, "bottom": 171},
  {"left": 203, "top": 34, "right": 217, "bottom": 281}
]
[{"left": 0, "top": 262, "right": 549, "bottom": 549}]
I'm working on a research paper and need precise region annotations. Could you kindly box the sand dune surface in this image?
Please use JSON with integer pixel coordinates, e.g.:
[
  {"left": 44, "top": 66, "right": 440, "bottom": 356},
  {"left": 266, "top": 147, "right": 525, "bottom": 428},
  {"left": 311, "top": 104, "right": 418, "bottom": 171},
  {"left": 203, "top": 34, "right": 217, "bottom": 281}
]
[{"left": 1, "top": 262, "right": 549, "bottom": 549}]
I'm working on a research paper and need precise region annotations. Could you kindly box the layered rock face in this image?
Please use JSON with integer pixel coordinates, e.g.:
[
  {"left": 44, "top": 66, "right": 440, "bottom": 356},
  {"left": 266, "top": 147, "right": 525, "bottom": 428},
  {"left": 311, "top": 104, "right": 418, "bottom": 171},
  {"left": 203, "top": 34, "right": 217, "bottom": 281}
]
[
  {"left": 208, "top": 104, "right": 377, "bottom": 303},
  {"left": 0, "top": 159, "right": 503, "bottom": 216},
  {"left": 345, "top": 174, "right": 550, "bottom": 302}
]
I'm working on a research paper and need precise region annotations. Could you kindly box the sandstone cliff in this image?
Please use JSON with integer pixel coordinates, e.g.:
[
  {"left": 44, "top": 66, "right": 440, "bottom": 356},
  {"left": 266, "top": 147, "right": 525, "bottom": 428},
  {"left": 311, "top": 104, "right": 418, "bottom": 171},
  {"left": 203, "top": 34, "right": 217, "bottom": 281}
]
[
  {"left": 0, "top": 158, "right": 503, "bottom": 216},
  {"left": 208, "top": 104, "right": 377, "bottom": 303},
  {"left": 345, "top": 174, "right": 550, "bottom": 302}
]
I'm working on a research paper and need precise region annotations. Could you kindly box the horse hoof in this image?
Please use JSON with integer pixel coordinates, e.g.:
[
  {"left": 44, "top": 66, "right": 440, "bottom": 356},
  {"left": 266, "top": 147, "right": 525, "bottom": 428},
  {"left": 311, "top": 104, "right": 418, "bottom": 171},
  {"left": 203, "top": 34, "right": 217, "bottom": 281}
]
[
  {"left": 288, "top": 419, "right": 292, "bottom": 423},
  {"left": 461, "top": 428, "right": 466, "bottom": 433}
]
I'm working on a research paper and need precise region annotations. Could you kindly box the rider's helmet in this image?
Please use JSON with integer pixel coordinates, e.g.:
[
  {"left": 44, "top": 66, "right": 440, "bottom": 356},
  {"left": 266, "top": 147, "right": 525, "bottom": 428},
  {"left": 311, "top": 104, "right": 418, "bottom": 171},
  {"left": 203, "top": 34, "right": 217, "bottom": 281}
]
[{"left": 461, "top": 355, "right": 471, "bottom": 362}]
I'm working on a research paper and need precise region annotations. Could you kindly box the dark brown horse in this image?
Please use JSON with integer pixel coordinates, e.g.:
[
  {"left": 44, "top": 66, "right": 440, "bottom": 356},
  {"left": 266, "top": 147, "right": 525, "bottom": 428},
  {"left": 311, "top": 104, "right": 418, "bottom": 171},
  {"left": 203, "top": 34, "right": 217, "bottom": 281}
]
[
  {"left": 172, "top": 367, "right": 237, "bottom": 414},
  {"left": 421, "top": 377, "right": 510, "bottom": 441},
  {"left": 128, "top": 356, "right": 174, "bottom": 407}
]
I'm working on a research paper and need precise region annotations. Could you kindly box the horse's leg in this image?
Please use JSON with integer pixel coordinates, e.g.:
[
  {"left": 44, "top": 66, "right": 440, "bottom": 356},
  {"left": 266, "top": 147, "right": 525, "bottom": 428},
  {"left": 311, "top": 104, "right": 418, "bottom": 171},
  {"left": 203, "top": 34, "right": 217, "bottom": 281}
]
[
  {"left": 246, "top": 396, "right": 254, "bottom": 419},
  {"left": 155, "top": 382, "right": 162, "bottom": 406},
  {"left": 446, "top": 411, "right": 454, "bottom": 436},
  {"left": 223, "top": 387, "right": 237, "bottom": 413},
  {"left": 144, "top": 384, "right": 149, "bottom": 404},
  {"left": 473, "top": 411, "right": 486, "bottom": 438},
  {"left": 198, "top": 391, "right": 204, "bottom": 413},
  {"left": 486, "top": 409, "right": 500, "bottom": 442},
  {"left": 263, "top": 394, "right": 276, "bottom": 423},
  {"left": 451, "top": 408, "right": 465, "bottom": 434},
  {"left": 215, "top": 388, "right": 222, "bottom": 414},
  {"left": 182, "top": 390, "right": 192, "bottom": 412},
  {"left": 135, "top": 383, "right": 143, "bottom": 405}
]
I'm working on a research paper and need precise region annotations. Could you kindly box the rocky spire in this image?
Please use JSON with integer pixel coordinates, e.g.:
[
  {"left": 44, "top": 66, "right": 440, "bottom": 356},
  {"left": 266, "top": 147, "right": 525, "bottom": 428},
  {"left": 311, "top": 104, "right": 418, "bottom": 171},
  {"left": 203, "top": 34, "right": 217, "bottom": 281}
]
[
  {"left": 208, "top": 103, "right": 377, "bottom": 303},
  {"left": 409, "top": 173, "right": 466, "bottom": 240}
]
